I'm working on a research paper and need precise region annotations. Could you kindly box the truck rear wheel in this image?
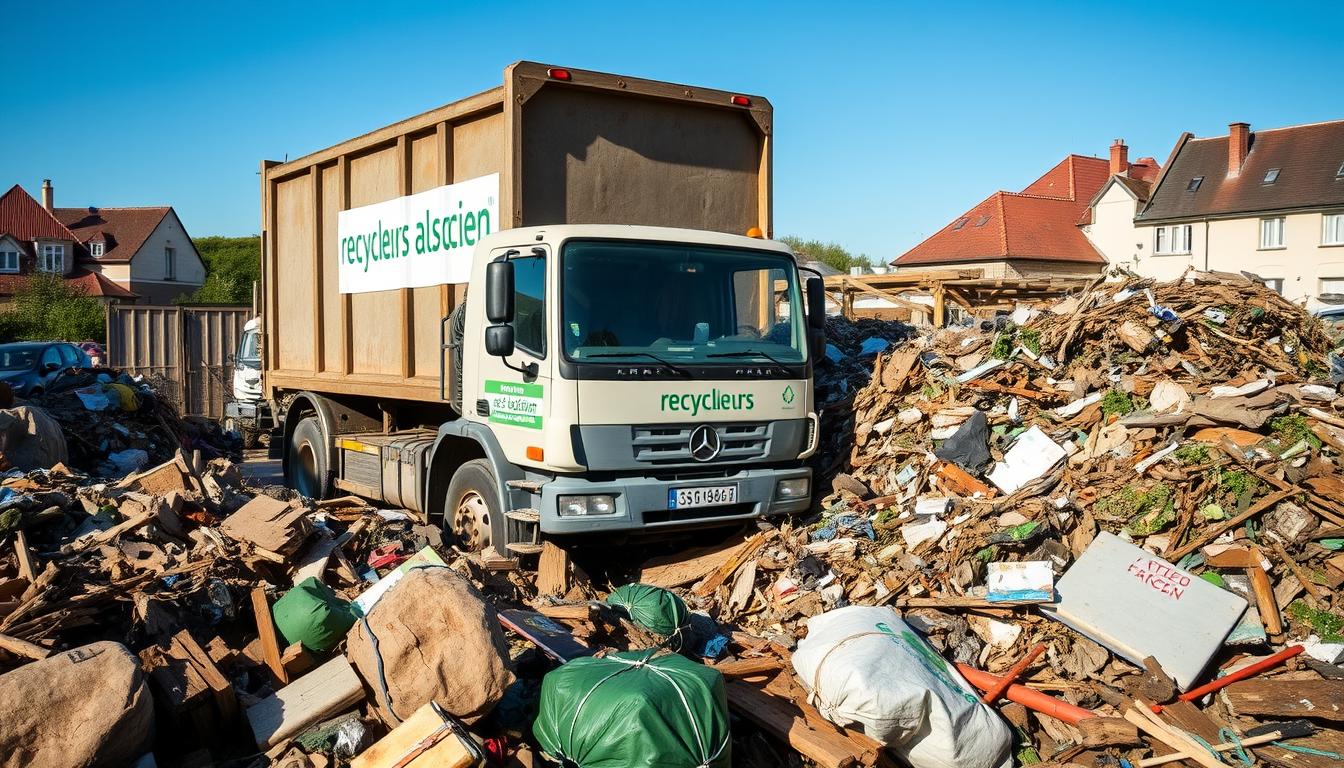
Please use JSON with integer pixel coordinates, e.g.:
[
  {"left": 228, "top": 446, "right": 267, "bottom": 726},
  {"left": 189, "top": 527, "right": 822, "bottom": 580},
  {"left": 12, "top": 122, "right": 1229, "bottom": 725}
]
[
  {"left": 288, "top": 416, "right": 329, "bottom": 499},
  {"left": 446, "top": 459, "right": 497, "bottom": 552}
]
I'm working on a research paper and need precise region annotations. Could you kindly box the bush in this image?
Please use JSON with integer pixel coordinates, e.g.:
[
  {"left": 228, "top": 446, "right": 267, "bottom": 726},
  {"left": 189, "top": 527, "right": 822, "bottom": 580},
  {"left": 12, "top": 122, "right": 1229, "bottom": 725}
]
[
  {"left": 0, "top": 273, "right": 105, "bottom": 342},
  {"left": 178, "top": 235, "right": 258, "bottom": 305}
]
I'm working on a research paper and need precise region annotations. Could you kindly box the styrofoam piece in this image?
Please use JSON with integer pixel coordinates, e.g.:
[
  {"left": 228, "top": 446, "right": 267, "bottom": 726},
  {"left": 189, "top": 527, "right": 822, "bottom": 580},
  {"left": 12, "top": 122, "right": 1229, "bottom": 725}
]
[
  {"left": 987, "top": 427, "right": 1066, "bottom": 494},
  {"left": 1041, "top": 532, "right": 1246, "bottom": 690},
  {"left": 986, "top": 561, "right": 1054, "bottom": 602}
]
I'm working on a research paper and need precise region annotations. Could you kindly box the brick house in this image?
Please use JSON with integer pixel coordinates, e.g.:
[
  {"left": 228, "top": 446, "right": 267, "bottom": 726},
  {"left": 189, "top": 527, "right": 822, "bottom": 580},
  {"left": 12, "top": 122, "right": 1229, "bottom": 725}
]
[
  {"left": 0, "top": 181, "right": 206, "bottom": 305},
  {"left": 893, "top": 148, "right": 1159, "bottom": 278}
]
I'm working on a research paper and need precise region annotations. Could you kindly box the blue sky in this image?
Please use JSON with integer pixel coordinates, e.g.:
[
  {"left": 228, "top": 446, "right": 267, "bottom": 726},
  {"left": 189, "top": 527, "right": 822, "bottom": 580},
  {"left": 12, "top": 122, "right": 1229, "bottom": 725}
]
[{"left": 4, "top": 0, "right": 1342, "bottom": 261}]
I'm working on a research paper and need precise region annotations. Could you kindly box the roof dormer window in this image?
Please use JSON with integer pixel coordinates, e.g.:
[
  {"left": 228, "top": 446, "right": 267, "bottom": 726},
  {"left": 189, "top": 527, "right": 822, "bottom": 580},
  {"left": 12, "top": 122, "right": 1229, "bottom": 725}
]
[{"left": 89, "top": 242, "right": 104, "bottom": 257}]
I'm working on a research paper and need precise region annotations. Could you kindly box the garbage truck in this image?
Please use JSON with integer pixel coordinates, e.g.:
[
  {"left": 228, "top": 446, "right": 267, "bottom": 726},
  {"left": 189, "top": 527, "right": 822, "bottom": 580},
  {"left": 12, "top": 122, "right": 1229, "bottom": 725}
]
[{"left": 252, "top": 61, "right": 824, "bottom": 561}]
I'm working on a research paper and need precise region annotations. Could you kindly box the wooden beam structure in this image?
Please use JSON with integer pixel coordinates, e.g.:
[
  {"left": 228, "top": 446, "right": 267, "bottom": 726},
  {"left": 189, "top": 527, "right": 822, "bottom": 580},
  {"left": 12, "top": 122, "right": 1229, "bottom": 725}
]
[{"left": 823, "top": 270, "right": 1091, "bottom": 327}]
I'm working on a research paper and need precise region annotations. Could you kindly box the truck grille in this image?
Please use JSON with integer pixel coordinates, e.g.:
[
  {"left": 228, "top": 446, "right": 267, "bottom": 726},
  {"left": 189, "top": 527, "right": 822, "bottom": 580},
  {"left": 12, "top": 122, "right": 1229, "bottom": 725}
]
[{"left": 631, "top": 422, "right": 769, "bottom": 464}]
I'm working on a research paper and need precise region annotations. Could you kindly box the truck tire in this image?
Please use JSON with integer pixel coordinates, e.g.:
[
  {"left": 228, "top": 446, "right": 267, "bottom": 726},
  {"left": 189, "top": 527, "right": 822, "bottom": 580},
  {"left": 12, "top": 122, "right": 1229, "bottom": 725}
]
[
  {"left": 288, "top": 416, "right": 329, "bottom": 499},
  {"left": 446, "top": 458, "right": 497, "bottom": 552}
]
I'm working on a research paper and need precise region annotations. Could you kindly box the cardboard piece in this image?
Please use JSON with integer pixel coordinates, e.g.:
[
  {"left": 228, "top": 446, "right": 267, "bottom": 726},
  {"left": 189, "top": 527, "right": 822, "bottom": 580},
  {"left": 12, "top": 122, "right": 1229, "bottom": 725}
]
[
  {"left": 219, "top": 495, "right": 311, "bottom": 555},
  {"left": 1041, "top": 532, "right": 1246, "bottom": 690}
]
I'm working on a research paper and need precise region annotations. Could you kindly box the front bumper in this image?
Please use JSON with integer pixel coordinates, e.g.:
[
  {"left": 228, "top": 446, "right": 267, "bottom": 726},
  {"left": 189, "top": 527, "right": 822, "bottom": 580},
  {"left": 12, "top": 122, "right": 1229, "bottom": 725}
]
[{"left": 538, "top": 466, "right": 812, "bottom": 534}]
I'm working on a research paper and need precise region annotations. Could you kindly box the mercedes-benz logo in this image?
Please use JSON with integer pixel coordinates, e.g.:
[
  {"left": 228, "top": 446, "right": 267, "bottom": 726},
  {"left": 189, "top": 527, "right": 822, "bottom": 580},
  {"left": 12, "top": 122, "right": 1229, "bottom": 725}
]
[{"left": 689, "top": 424, "right": 722, "bottom": 462}]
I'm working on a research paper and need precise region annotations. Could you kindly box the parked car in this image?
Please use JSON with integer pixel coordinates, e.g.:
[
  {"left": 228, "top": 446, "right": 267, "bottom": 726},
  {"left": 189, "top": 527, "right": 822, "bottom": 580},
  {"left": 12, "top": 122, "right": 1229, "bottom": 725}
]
[
  {"left": 1314, "top": 303, "right": 1344, "bottom": 338},
  {"left": 0, "top": 342, "right": 93, "bottom": 397}
]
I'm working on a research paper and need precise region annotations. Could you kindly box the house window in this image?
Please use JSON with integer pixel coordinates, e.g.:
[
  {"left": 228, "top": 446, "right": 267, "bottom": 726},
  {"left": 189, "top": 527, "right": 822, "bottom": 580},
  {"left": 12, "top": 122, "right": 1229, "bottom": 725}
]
[
  {"left": 0, "top": 251, "right": 17, "bottom": 273},
  {"left": 1320, "top": 277, "right": 1344, "bottom": 295},
  {"left": 1262, "top": 277, "right": 1284, "bottom": 294},
  {"left": 1263, "top": 168, "right": 1281, "bottom": 185},
  {"left": 1186, "top": 177, "right": 1204, "bottom": 192},
  {"left": 89, "top": 242, "right": 104, "bottom": 257},
  {"left": 1260, "top": 217, "right": 1286, "bottom": 249},
  {"left": 1154, "top": 224, "right": 1192, "bottom": 255},
  {"left": 1324, "top": 213, "right": 1344, "bottom": 246},
  {"left": 164, "top": 247, "right": 176, "bottom": 280},
  {"left": 38, "top": 244, "right": 65, "bottom": 273},
  {"left": 952, "top": 218, "right": 969, "bottom": 231}
]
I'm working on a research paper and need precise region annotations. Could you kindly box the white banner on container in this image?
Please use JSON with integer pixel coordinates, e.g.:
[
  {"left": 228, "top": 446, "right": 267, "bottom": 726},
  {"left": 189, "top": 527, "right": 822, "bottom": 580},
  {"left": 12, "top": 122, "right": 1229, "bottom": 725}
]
[{"left": 336, "top": 173, "right": 499, "bottom": 294}]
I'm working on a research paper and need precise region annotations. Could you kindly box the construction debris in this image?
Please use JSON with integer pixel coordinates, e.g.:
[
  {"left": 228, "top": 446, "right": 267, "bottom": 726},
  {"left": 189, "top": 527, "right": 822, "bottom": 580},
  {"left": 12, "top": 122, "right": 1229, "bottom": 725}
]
[{"left": 4, "top": 271, "right": 1344, "bottom": 767}]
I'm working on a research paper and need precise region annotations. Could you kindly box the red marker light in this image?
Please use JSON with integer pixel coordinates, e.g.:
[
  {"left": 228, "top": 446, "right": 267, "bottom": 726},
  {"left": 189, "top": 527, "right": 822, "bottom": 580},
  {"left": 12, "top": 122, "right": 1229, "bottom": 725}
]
[
  {"left": 730, "top": 95, "right": 751, "bottom": 107},
  {"left": 547, "top": 68, "right": 572, "bottom": 81}
]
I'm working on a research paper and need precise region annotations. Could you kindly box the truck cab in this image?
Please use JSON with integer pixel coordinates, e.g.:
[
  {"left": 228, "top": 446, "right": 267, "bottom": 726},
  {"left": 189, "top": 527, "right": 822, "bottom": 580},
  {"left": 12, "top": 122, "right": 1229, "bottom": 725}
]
[{"left": 436, "top": 225, "right": 821, "bottom": 551}]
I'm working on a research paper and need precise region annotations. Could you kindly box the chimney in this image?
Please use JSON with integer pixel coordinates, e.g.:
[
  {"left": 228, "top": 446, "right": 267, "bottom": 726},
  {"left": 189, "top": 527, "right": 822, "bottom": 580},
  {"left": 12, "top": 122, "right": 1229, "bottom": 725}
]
[
  {"left": 1228, "top": 122, "right": 1251, "bottom": 175},
  {"left": 1109, "top": 139, "right": 1129, "bottom": 177},
  {"left": 40, "top": 179, "right": 53, "bottom": 211}
]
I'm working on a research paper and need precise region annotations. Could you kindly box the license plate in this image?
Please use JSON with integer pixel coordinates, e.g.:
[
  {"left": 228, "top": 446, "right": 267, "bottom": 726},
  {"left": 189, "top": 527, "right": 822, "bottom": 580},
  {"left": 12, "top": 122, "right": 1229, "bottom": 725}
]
[{"left": 669, "top": 485, "right": 737, "bottom": 509}]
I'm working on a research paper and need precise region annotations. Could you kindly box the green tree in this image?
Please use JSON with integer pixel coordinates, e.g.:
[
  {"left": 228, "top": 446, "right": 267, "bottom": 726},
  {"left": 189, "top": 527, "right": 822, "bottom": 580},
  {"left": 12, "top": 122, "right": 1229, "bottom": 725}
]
[
  {"left": 0, "top": 273, "right": 106, "bottom": 343},
  {"left": 178, "top": 235, "right": 259, "bottom": 305},
  {"left": 778, "top": 236, "right": 874, "bottom": 274}
]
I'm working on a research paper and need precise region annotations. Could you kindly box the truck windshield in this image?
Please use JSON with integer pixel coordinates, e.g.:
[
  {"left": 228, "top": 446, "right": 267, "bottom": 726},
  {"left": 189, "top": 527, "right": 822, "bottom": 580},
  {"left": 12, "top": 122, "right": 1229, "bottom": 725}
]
[
  {"left": 562, "top": 241, "right": 806, "bottom": 365},
  {"left": 238, "top": 330, "right": 260, "bottom": 364}
]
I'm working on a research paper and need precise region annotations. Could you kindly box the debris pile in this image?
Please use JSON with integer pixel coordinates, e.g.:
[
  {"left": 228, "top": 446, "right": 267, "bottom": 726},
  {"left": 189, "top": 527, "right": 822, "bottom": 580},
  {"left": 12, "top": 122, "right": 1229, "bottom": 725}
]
[
  {"left": 4, "top": 271, "right": 1344, "bottom": 768},
  {"left": 20, "top": 368, "right": 238, "bottom": 475}
]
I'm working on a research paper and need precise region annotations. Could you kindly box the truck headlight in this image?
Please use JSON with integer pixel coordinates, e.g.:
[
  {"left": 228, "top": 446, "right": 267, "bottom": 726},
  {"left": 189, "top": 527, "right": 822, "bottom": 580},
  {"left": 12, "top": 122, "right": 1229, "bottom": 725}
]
[
  {"left": 777, "top": 478, "right": 810, "bottom": 499},
  {"left": 557, "top": 494, "right": 618, "bottom": 517}
]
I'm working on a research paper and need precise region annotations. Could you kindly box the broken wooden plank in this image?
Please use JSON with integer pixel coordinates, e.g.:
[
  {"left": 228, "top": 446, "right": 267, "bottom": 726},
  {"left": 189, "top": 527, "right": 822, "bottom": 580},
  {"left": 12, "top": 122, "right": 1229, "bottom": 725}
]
[
  {"left": 639, "top": 536, "right": 748, "bottom": 589},
  {"left": 246, "top": 655, "right": 364, "bottom": 748},
  {"left": 725, "top": 680, "right": 882, "bottom": 768},
  {"left": 221, "top": 495, "right": 311, "bottom": 555},
  {"left": 0, "top": 631, "right": 51, "bottom": 660},
  {"left": 710, "top": 656, "right": 784, "bottom": 678},
  {"left": 61, "top": 508, "right": 156, "bottom": 554},
  {"left": 281, "top": 642, "right": 316, "bottom": 679},
  {"left": 535, "top": 541, "right": 569, "bottom": 597},
  {"left": 171, "top": 629, "right": 238, "bottom": 723},
  {"left": 692, "top": 533, "right": 767, "bottom": 597},
  {"left": 1223, "top": 679, "right": 1344, "bottom": 722},
  {"left": 13, "top": 530, "right": 37, "bottom": 581},
  {"left": 250, "top": 587, "right": 288, "bottom": 685},
  {"left": 350, "top": 700, "right": 474, "bottom": 768},
  {"left": 534, "top": 603, "right": 593, "bottom": 623}
]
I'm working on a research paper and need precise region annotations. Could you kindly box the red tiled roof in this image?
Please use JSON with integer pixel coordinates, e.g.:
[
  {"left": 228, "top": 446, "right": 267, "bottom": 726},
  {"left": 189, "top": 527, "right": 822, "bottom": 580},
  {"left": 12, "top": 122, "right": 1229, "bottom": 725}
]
[
  {"left": 0, "top": 185, "right": 79, "bottom": 254},
  {"left": 0, "top": 269, "right": 138, "bottom": 299},
  {"left": 1129, "top": 158, "right": 1161, "bottom": 183},
  {"left": 894, "top": 155, "right": 1110, "bottom": 267},
  {"left": 54, "top": 206, "right": 171, "bottom": 263},
  {"left": 1138, "top": 119, "right": 1344, "bottom": 223}
]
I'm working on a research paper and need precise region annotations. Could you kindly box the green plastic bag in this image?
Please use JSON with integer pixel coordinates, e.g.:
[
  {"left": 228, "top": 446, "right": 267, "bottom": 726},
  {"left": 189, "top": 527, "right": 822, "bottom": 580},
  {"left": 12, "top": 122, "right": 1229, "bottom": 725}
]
[
  {"left": 606, "top": 583, "right": 688, "bottom": 638},
  {"left": 272, "top": 576, "right": 356, "bottom": 652},
  {"left": 533, "top": 650, "right": 730, "bottom": 768}
]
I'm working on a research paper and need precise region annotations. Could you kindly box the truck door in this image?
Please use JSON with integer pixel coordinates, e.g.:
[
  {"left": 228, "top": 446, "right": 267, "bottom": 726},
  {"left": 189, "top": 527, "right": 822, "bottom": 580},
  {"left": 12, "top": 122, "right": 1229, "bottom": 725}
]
[{"left": 478, "top": 246, "right": 551, "bottom": 466}]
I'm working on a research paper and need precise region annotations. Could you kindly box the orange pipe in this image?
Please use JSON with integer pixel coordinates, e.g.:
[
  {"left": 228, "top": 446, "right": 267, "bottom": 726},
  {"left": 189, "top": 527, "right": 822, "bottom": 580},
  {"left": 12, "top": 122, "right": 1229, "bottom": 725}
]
[
  {"left": 1152, "top": 644, "right": 1304, "bottom": 713},
  {"left": 980, "top": 643, "right": 1047, "bottom": 704},
  {"left": 956, "top": 663, "right": 1095, "bottom": 725}
]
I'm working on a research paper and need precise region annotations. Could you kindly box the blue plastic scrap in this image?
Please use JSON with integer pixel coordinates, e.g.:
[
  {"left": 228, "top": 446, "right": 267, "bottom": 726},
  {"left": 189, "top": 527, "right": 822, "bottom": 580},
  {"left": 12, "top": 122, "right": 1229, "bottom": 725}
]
[{"left": 859, "top": 337, "right": 890, "bottom": 356}]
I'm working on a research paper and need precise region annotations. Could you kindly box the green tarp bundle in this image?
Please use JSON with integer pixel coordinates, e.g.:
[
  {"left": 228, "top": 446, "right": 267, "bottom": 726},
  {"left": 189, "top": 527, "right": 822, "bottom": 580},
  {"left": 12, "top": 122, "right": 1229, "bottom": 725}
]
[
  {"left": 533, "top": 650, "right": 730, "bottom": 768},
  {"left": 272, "top": 576, "right": 356, "bottom": 652},
  {"left": 605, "top": 583, "right": 688, "bottom": 638}
]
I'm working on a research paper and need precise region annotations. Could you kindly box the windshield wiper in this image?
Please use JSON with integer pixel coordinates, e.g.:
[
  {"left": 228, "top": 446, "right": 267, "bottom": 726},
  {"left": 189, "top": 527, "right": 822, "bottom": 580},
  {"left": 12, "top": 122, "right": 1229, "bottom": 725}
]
[
  {"left": 706, "top": 349, "right": 795, "bottom": 368},
  {"left": 586, "top": 351, "right": 691, "bottom": 376}
]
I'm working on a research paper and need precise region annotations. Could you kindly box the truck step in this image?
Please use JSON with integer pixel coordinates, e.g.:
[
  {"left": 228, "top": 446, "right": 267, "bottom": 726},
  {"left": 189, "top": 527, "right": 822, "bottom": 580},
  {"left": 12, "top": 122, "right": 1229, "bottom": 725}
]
[
  {"left": 507, "top": 479, "right": 545, "bottom": 493},
  {"left": 504, "top": 508, "right": 540, "bottom": 523},
  {"left": 505, "top": 542, "right": 545, "bottom": 556}
]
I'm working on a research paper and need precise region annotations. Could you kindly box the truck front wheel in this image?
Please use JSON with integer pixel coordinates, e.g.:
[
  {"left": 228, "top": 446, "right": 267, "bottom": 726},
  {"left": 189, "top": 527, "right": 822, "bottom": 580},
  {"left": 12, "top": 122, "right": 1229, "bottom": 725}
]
[
  {"left": 288, "top": 416, "right": 329, "bottom": 498},
  {"left": 446, "top": 459, "right": 497, "bottom": 552}
]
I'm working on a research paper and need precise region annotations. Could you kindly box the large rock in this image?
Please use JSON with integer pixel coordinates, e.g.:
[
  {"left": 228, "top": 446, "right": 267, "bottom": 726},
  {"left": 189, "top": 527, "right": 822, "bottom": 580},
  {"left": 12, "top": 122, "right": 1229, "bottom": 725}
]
[{"left": 0, "top": 641, "right": 154, "bottom": 768}]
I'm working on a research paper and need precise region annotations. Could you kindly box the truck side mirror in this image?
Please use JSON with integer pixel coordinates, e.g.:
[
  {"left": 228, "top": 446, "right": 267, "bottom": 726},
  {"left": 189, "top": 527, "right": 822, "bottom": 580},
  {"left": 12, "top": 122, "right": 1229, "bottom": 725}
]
[
  {"left": 484, "top": 324, "right": 516, "bottom": 358},
  {"left": 486, "top": 260, "right": 515, "bottom": 324},
  {"left": 806, "top": 277, "right": 826, "bottom": 330}
]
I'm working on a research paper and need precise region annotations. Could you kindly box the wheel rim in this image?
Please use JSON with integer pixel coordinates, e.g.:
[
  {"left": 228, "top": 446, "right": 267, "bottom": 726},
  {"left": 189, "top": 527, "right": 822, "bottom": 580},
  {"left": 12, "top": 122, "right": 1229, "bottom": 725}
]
[
  {"left": 452, "top": 490, "right": 491, "bottom": 551},
  {"left": 295, "top": 440, "right": 318, "bottom": 497}
]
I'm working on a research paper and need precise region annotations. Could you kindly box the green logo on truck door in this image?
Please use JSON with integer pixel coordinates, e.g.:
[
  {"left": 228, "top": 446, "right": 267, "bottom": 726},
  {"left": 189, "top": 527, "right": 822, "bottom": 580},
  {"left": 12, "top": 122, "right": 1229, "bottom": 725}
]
[{"left": 485, "top": 380, "right": 543, "bottom": 429}]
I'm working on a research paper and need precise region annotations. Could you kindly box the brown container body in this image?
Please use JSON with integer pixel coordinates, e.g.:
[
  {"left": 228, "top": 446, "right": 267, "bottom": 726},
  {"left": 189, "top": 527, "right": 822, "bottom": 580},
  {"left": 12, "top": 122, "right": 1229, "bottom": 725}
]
[
  {"left": 258, "top": 62, "right": 774, "bottom": 406},
  {"left": 260, "top": 61, "right": 773, "bottom": 404},
  {"left": 106, "top": 304, "right": 250, "bottom": 419}
]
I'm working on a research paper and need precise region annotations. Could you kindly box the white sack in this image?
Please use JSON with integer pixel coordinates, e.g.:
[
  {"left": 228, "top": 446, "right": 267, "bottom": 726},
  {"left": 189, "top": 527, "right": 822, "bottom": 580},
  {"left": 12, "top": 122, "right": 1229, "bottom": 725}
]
[{"left": 791, "top": 606, "right": 1012, "bottom": 768}]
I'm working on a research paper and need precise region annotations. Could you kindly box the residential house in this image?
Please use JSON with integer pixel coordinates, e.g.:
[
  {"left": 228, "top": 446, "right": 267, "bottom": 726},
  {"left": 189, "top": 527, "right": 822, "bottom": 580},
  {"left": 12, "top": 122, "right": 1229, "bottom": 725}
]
[
  {"left": 893, "top": 147, "right": 1157, "bottom": 278},
  {"left": 1130, "top": 120, "right": 1344, "bottom": 309},
  {"left": 0, "top": 182, "right": 137, "bottom": 304},
  {"left": 1079, "top": 140, "right": 1163, "bottom": 270}
]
